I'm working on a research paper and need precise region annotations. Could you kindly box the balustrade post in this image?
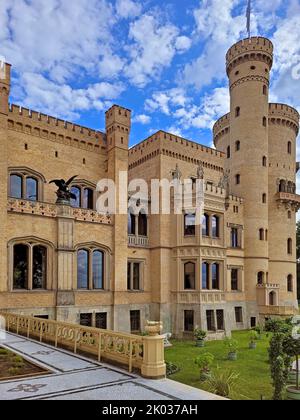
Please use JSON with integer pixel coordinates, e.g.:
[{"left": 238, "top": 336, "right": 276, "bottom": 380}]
[
  {"left": 27, "top": 319, "right": 30, "bottom": 338},
  {"left": 141, "top": 322, "right": 166, "bottom": 379},
  {"left": 98, "top": 333, "right": 102, "bottom": 362}
]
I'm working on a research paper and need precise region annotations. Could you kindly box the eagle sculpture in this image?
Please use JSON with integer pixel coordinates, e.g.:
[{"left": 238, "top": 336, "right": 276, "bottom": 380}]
[{"left": 50, "top": 175, "right": 78, "bottom": 204}]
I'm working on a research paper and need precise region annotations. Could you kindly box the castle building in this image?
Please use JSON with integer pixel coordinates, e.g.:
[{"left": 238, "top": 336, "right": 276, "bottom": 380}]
[{"left": 0, "top": 37, "right": 299, "bottom": 338}]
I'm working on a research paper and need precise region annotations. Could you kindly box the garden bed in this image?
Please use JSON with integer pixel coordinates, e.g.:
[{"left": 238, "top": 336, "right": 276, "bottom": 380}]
[{"left": 0, "top": 347, "right": 48, "bottom": 381}]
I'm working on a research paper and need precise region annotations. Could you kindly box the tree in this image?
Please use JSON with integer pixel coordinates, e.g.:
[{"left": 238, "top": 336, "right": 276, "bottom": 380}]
[{"left": 269, "top": 334, "right": 292, "bottom": 400}]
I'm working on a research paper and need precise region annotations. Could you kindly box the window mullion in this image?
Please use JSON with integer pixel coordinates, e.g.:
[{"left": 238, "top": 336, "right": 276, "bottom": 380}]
[
  {"left": 28, "top": 245, "right": 33, "bottom": 290},
  {"left": 89, "top": 251, "right": 93, "bottom": 290}
]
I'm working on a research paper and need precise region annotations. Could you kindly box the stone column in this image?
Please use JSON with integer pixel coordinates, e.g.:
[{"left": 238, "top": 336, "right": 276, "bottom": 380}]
[
  {"left": 56, "top": 204, "right": 75, "bottom": 322},
  {"left": 141, "top": 322, "right": 166, "bottom": 379}
]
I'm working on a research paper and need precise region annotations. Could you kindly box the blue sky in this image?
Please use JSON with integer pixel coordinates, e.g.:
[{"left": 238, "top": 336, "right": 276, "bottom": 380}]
[{"left": 1, "top": 0, "right": 300, "bottom": 149}]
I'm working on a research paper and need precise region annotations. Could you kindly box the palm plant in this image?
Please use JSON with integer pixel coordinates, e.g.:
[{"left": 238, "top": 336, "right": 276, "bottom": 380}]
[{"left": 206, "top": 369, "right": 240, "bottom": 398}]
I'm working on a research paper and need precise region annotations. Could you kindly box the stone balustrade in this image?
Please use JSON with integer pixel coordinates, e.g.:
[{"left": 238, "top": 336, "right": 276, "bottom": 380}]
[
  {"left": 258, "top": 306, "right": 296, "bottom": 316},
  {"left": 128, "top": 235, "right": 149, "bottom": 248},
  {"left": 172, "top": 291, "right": 226, "bottom": 304},
  {"left": 0, "top": 312, "right": 166, "bottom": 379}
]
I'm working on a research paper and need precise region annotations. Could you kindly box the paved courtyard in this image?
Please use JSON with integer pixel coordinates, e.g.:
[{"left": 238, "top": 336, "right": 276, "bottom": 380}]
[{"left": 0, "top": 332, "right": 223, "bottom": 400}]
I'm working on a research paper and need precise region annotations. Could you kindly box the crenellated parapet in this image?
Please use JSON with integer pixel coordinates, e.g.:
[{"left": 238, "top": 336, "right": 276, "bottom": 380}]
[
  {"left": 7, "top": 104, "right": 107, "bottom": 153},
  {"left": 268, "top": 103, "right": 299, "bottom": 135},
  {"left": 213, "top": 113, "right": 230, "bottom": 146},
  {"left": 129, "top": 130, "right": 225, "bottom": 173},
  {"left": 226, "top": 37, "right": 273, "bottom": 76}
]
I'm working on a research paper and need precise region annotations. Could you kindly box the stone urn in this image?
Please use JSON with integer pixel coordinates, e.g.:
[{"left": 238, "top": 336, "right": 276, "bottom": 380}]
[{"left": 145, "top": 321, "right": 163, "bottom": 337}]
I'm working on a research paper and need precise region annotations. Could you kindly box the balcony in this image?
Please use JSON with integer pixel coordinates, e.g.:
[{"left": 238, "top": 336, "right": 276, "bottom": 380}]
[
  {"left": 171, "top": 291, "right": 226, "bottom": 304},
  {"left": 276, "top": 192, "right": 300, "bottom": 211},
  {"left": 259, "top": 305, "right": 297, "bottom": 316},
  {"left": 128, "top": 235, "right": 149, "bottom": 248}
]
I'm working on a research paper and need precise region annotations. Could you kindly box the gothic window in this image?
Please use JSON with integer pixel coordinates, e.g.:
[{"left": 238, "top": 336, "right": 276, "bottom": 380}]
[
  {"left": 269, "top": 291, "right": 276, "bottom": 306},
  {"left": 257, "top": 271, "right": 264, "bottom": 285},
  {"left": 77, "top": 247, "right": 105, "bottom": 290},
  {"left": 184, "top": 262, "right": 196, "bottom": 290},
  {"left": 287, "top": 238, "right": 293, "bottom": 255},
  {"left": 262, "top": 193, "right": 267, "bottom": 204},
  {"left": 138, "top": 212, "right": 148, "bottom": 236},
  {"left": 235, "top": 174, "right": 241, "bottom": 185},
  {"left": 13, "top": 242, "right": 48, "bottom": 290},
  {"left": 231, "top": 228, "right": 239, "bottom": 248},
  {"left": 259, "top": 229, "right": 265, "bottom": 241},
  {"left": 212, "top": 263, "right": 220, "bottom": 290},
  {"left": 202, "top": 214, "right": 210, "bottom": 237},
  {"left": 235, "top": 107, "right": 240, "bottom": 117},
  {"left": 231, "top": 269, "right": 239, "bottom": 291},
  {"left": 227, "top": 146, "right": 231, "bottom": 159},
  {"left": 9, "top": 168, "right": 44, "bottom": 201},
  {"left": 128, "top": 212, "right": 136, "bottom": 235},
  {"left": 70, "top": 182, "right": 95, "bottom": 209},
  {"left": 212, "top": 215, "right": 220, "bottom": 238},
  {"left": 71, "top": 186, "right": 81, "bottom": 208},
  {"left": 202, "top": 262, "right": 209, "bottom": 290},
  {"left": 83, "top": 188, "right": 94, "bottom": 210},
  {"left": 184, "top": 213, "right": 196, "bottom": 236},
  {"left": 236, "top": 141, "right": 241, "bottom": 151},
  {"left": 127, "top": 261, "right": 142, "bottom": 291},
  {"left": 287, "top": 275, "right": 293, "bottom": 292},
  {"left": 262, "top": 156, "right": 267, "bottom": 167}
]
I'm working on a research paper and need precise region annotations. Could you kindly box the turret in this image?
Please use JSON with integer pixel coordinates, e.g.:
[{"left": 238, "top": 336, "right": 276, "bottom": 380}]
[{"left": 0, "top": 61, "right": 11, "bottom": 115}]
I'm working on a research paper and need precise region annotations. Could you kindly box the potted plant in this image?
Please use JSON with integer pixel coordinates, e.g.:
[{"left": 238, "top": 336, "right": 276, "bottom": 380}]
[
  {"left": 194, "top": 328, "right": 207, "bottom": 348},
  {"left": 194, "top": 353, "right": 214, "bottom": 381},
  {"left": 283, "top": 335, "right": 300, "bottom": 400},
  {"left": 253, "top": 325, "right": 263, "bottom": 340},
  {"left": 249, "top": 331, "right": 258, "bottom": 350},
  {"left": 224, "top": 338, "right": 238, "bottom": 361}
]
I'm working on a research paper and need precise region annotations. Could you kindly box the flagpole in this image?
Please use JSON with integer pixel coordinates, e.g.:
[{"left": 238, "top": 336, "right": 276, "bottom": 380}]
[{"left": 247, "top": 0, "right": 251, "bottom": 39}]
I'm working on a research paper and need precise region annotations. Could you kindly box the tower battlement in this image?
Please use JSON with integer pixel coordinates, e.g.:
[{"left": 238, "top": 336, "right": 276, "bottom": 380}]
[
  {"left": 269, "top": 103, "right": 300, "bottom": 126},
  {"left": 226, "top": 37, "right": 273, "bottom": 75}
]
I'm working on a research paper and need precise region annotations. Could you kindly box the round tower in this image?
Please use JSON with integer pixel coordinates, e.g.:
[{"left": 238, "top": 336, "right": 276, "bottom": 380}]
[
  {"left": 268, "top": 103, "right": 299, "bottom": 310},
  {"left": 226, "top": 37, "right": 273, "bottom": 304}
]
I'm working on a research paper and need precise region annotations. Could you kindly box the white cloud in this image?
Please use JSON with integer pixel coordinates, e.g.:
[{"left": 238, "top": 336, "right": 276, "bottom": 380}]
[
  {"left": 145, "top": 88, "right": 190, "bottom": 115},
  {"left": 133, "top": 114, "right": 151, "bottom": 124},
  {"left": 15, "top": 72, "right": 124, "bottom": 120},
  {"left": 125, "top": 13, "right": 189, "bottom": 87},
  {"left": 116, "top": 0, "right": 142, "bottom": 19},
  {"left": 175, "top": 36, "right": 192, "bottom": 53}
]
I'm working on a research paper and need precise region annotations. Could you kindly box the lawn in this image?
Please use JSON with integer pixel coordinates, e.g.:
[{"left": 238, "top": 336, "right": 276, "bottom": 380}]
[{"left": 165, "top": 330, "right": 273, "bottom": 400}]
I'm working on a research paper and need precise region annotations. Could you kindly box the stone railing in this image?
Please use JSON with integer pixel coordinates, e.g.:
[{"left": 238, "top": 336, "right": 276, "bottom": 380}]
[
  {"left": 8, "top": 198, "right": 57, "bottom": 218},
  {"left": 172, "top": 291, "right": 226, "bottom": 304},
  {"left": 256, "top": 283, "right": 280, "bottom": 289},
  {"left": 258, "top": 306, "right": 296, "bottom": 316},
  {"left": 7, "top": 198, "right": 113, "bottom": 225},
  {"left": 0, "top": 313, "right": 166, "bottom": 379},
  {"left": 128, "top": 235, "right": 149, "bottom": 248},
  {"left": 72, "top": 208, "right": 112, "bottom": 225}
]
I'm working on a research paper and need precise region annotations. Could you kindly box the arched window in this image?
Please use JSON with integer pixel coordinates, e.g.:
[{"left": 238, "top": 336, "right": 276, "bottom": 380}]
[
  {"left": 259, "top": 229, "right": 264, "bottom": 241},
  {"left": 77, "top": 247, "right": 106, "bottom": 290},
  {"left": 128, "top": 212, "right": 136, "bottom": 235},
  {"left": 26, "top": 177, "right": 38, "bottom": 201},
  {"left": 263, "top": 85, "right": 267, "bottom": 95},
  {"left": 184, "top": 262, "right": 196, "bottom": 290},
  {"left": 262, "top": 193, "right": 267, "bottom": 204},
  {"left": 202, "top": 262, "right": 209, "bottom": 290},
  {"left": 212, "top": 263, "right": 220, "bottom": 290},
  {"left": 13, "top": 244, "right": 29, "bottom": 289},
  {"left": 77, "top": 249, "right": 89, "bottom": 289},
  {"left": 235, "top": 141, "right": 240, "bottom": 151},
  {"left": 212, "top": 215, "right": 220, "bottom": 238},
  {"left": 138, "top": 212, "right": 148, "bottom": 236},
  {"left": 201, "top": 214, "right": 210, "bottom": 237},
  {"left": 287, "top": 238, "right": 293, "bottom": 255},
  {"left": 262, "top": 156, "right": 267, "bottom": 167},
  {"left": 287, "top": 275, "right": 293, "bottom": 292},
  {"left": 32, "top": 245, "right": 47, "bottom": 289},
  {"left": 279, "top": 179, "right": 286, "bottom": 193},
  {"left": 71, "top": 186, "right": 81, "bottom": 208},
  {"left": 92, "top": 250, "right": 104, "bottom": 290},
  {"left": 235, "top": 174, "right": 241, "bottom": 185},
  {"left": 288, "top": 141, "right": 292, "bottom": 154},
  {"left": 13, "top": 242, "right": 48, "bottom": 290},
  {"left": 227, "top": 146, "right": 231, "bottom": 159},
  {"left": 83, "top": 188, "right": 94, "bottom": 210},
  {"left": 257, "top": 271, "right": 264, "bottom": 285},
  {"left": 184, "top": 213, "right": 196, "bottom": 236},
  {"left": 10, "top": 174, "right": 23, "bottom": 199},
  {"left": 9, "top": 169, "right": 44, "bottom": 201},
  {"left": 263, "top": 117, "right": 267, "bottom": 127},
  {"left": 235, "top": 107, "right": 240, "bottom": 117},
  {"left": 269, "top": 291, "right": 276, "bottom": 306}
]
